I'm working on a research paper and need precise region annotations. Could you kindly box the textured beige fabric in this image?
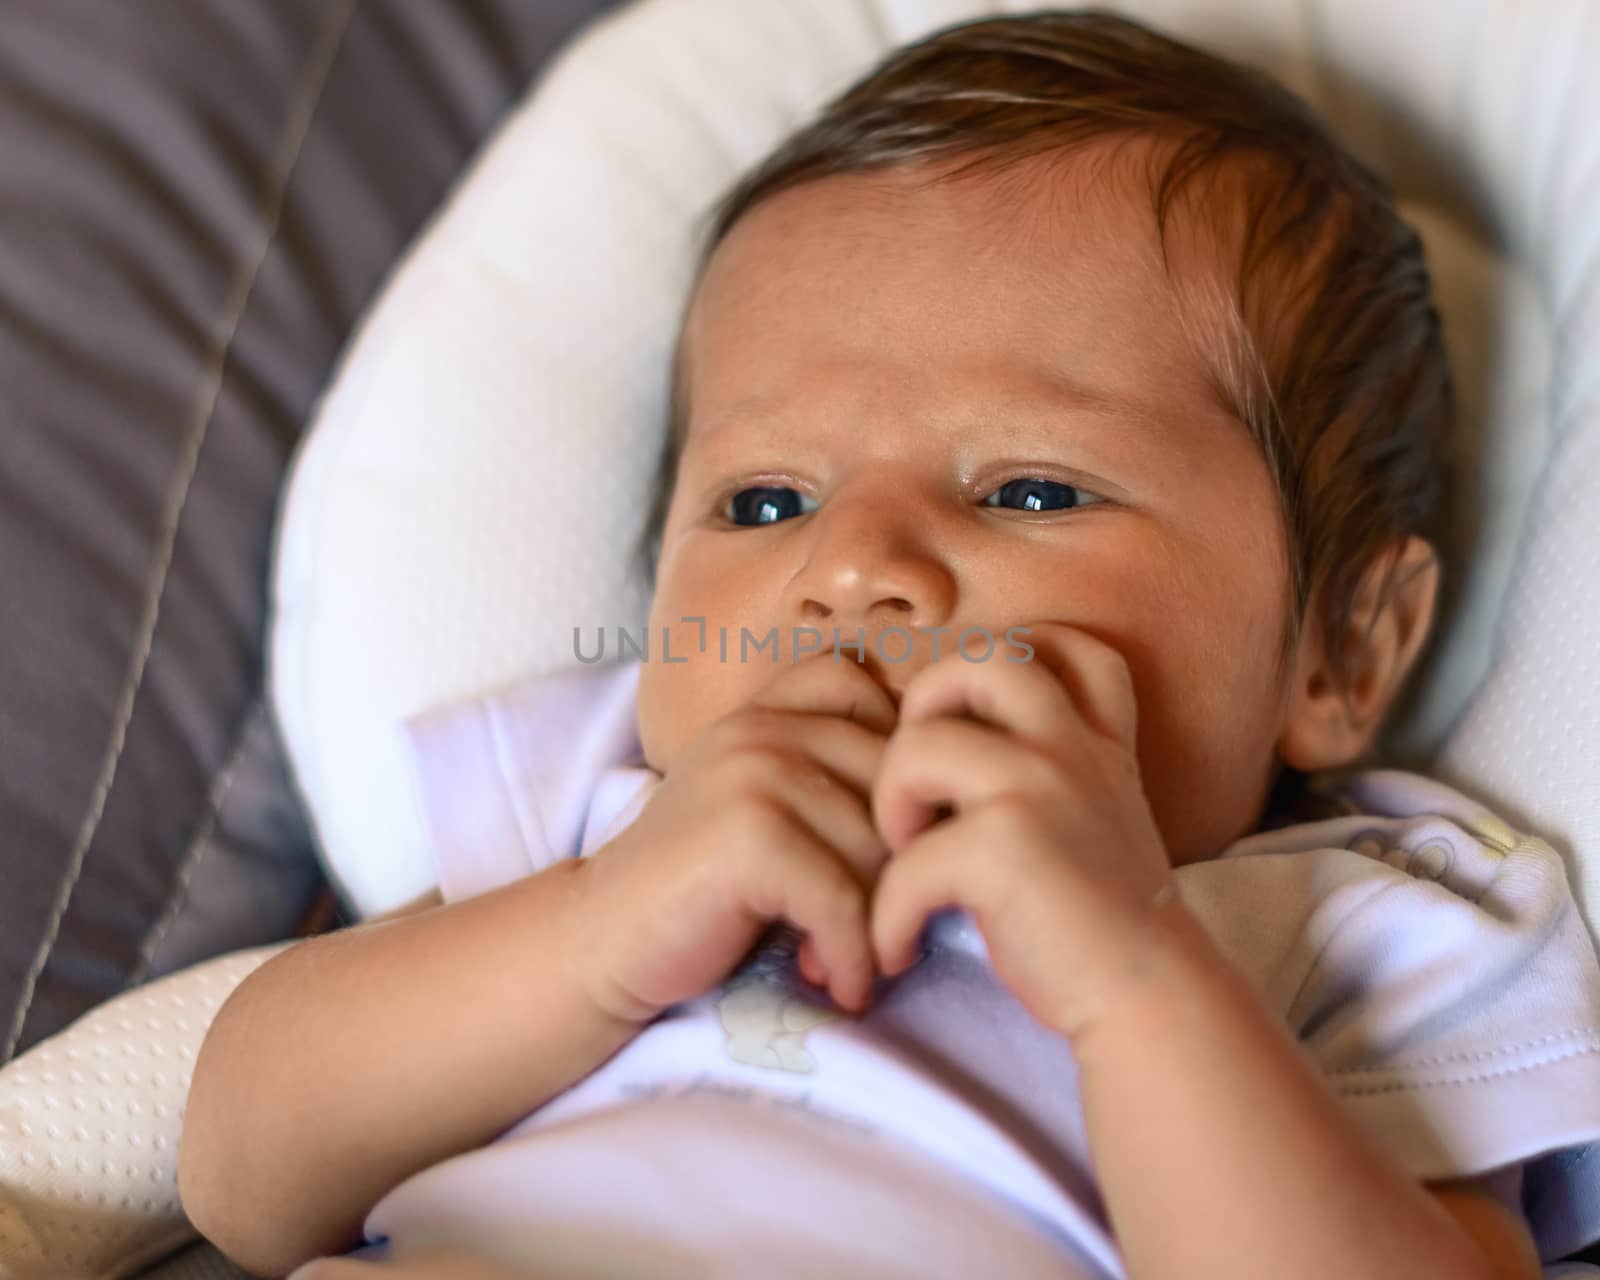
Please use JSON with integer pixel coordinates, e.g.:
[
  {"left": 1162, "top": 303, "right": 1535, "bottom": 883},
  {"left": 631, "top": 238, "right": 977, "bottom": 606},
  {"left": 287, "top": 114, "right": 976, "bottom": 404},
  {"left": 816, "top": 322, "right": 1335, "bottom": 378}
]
[{"left": 0, "top": 945, "right": 289, "bottom": 1279}]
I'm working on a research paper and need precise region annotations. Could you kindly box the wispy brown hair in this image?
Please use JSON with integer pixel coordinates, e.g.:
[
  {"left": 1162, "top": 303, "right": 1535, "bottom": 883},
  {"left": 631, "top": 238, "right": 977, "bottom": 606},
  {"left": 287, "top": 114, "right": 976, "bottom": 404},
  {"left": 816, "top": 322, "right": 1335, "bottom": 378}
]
[{"left": 636, "top": 7, "right": 1451, "bottom": 697}]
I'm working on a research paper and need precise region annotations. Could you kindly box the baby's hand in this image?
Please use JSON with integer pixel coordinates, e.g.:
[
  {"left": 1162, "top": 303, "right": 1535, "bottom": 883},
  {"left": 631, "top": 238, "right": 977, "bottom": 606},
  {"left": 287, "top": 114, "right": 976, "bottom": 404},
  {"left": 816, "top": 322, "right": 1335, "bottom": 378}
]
[
  {"left": 869, "top": 620, "right": 1178, "bottom": 1047},
  {"left": 570, "top": 650, "right": 896, "bottom": 1025}
]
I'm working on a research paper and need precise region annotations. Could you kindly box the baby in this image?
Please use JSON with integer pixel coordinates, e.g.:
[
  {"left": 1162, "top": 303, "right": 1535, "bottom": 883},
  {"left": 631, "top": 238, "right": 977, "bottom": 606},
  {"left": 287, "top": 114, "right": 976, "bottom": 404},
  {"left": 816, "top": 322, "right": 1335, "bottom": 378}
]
[{"left": 179, "top": 11, "right": 1600, "bottom": 1279}]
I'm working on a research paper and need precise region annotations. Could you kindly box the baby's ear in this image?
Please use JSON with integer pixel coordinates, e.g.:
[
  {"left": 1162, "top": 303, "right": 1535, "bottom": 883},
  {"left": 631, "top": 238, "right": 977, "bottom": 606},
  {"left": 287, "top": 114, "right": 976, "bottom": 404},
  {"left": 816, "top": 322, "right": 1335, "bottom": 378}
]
[{"left": 1277, "top": 536, "right": 1440, "bottom": 773}]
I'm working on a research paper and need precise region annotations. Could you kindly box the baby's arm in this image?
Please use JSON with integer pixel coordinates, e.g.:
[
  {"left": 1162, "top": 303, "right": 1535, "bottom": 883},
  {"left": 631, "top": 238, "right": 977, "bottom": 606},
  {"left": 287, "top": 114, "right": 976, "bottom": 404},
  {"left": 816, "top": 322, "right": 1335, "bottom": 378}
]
[
  {"left": 178, "top": 862, "right": 643, "bottom": 1278},
  {"left": 1069, "top": 896, "right": 1542, "bottom": 1280},
  {"left": 867, "top": 621, "right": 1540, "bottom": 1277}
]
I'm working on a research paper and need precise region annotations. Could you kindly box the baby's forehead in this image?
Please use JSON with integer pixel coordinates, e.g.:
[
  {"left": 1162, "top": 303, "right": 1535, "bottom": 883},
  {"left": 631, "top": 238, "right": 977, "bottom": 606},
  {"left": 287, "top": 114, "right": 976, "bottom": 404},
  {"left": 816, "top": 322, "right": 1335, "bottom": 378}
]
[
  {"left": 700, "top": 146, "right": 1158, "bottom": 287},
  {"left": 678, "top": 146, "right": 1261, "bottom": 439}
]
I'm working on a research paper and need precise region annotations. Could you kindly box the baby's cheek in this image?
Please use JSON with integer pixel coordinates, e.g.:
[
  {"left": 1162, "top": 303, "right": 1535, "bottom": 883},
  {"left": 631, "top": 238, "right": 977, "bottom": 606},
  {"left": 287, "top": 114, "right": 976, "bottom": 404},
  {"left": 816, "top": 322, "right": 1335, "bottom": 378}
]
[
  {"left": 1112, "top": 618, "right": 1284, "bottom": 863},
  {"left": 635, "top": 655, "right": 751, "bottom": 775},
  {"left": 1169, "top": 694, "right": 1285, "bottom": 861},
  {"left": 634, "top": 660, "right": 689, "bottom": 774}
]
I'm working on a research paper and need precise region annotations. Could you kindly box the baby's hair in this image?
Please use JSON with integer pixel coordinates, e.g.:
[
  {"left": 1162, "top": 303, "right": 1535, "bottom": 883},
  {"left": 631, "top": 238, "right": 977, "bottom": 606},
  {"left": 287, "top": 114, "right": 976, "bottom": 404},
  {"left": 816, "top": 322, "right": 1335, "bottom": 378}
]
[{"left": 636, "top": 7, "right": 1452, "bottom": 701}]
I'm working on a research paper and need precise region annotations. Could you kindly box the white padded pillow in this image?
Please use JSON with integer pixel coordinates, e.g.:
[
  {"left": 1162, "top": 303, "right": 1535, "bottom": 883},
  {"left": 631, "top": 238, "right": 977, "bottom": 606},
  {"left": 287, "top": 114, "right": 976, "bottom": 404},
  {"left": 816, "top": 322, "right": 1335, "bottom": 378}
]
[{"left": 268, "top": 0, "right": 1597, "bottom": 952}]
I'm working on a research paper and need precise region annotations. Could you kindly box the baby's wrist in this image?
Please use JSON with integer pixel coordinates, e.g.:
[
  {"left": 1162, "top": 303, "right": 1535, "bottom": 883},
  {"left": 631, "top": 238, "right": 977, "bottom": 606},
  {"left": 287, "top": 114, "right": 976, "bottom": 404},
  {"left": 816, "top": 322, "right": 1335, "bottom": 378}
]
[
  {"left": 1054, "top": 883, "right": 1221, "bottom": 1055},
  {"left": 557, "top": 855, "right": 668, "bottom": 1029}
]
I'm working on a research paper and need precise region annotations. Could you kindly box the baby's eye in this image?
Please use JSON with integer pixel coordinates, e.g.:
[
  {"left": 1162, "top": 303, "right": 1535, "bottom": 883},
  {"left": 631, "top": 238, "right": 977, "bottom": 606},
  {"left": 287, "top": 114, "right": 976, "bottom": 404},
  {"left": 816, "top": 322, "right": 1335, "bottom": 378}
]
[
  {"left": 726, "top": 485, "right": 820, "bottom": 526},
  {"left": 980, "top": 477, "right": 1100, "bottom": 512}
]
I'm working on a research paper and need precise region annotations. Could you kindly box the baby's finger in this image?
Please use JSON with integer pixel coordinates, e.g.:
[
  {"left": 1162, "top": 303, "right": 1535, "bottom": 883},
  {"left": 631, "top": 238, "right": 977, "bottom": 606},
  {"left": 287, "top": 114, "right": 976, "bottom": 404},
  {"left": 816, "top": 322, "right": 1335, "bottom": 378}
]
[
  {"left": 870, "top": 810, "right": 982, "bottom": 979},
  {"left": 768, "top": 755, "right": 890, "bottom": 892},
  {"left": 868, "top": 803, "right": 1034, "bottom": 979},
  {"left": 749, "top": 648, "right": 898, "bottom": 735},
  {"left": 747, "top": 831, "right": 876, "bottom": 1014},
  {"left": 771, "top": 712, "right": 891, "bottom": 811},
  {"left": 897, "top": 646, "right": 1081, "bottom": 743},
  {"left": 873, "top": 715, "right": 1044, "bottom": 854},
  {"left": 1012, "top": 621, "right": 1140, "bottom": 750},
  {"left": 797, "top": 934, "right": 826, "bottom": 987}
]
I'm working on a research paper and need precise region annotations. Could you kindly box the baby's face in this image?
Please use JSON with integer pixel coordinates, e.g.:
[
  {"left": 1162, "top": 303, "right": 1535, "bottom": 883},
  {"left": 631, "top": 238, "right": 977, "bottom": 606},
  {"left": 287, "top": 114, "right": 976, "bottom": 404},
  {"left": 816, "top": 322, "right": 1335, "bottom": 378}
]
[{"left": 638, "top": 149, "right": 1300, "bottom": 865}]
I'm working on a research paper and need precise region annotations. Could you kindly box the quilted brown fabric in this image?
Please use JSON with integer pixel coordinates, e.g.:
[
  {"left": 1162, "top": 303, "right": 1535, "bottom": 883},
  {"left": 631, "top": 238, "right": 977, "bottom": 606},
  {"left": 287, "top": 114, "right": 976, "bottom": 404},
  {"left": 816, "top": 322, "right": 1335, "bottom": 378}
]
[{"left": 0, "top": 0, "right": 619, "bottom": 1066}]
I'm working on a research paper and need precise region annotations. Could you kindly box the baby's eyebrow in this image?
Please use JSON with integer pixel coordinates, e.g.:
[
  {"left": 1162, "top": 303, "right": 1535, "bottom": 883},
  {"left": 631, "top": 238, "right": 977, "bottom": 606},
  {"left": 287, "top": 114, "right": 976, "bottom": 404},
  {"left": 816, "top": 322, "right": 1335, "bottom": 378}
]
[
  {"left": 692, "top": 375, "right": 1176, "bottom": 460},
  {"left": 1010, "top": 365, "right": 1182, "bottom": 439},
  {"left": 969, "top": 361, "right": 1253, "bottom": 455}
]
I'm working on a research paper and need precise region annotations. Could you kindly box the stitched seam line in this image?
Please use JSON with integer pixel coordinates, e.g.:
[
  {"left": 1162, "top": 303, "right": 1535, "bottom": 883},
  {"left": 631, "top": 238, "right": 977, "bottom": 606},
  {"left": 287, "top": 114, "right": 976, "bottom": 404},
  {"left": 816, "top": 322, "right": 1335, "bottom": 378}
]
[
  {"left": 126, "top": 695, "right": 265, "bottom": 986},
  {"left": 2, "top": 0, "right": 359, "bottom": 1063},
  {"left": 1327, "top": 1027, "right": 1600, "bottom": 1075},
  {"left": 1334, "top": 1042, "right": 1600, "bottom": 1097}
]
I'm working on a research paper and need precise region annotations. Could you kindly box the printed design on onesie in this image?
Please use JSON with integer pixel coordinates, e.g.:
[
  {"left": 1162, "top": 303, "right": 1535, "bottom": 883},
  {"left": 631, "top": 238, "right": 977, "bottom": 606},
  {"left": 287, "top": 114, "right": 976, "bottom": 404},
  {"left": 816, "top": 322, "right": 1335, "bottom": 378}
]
[
  {"left": 715, "top": 924, "right": 840, "bottom": 1074},
  {"left": 710, "top": 910, "right": 985, "bottom": 1074}
]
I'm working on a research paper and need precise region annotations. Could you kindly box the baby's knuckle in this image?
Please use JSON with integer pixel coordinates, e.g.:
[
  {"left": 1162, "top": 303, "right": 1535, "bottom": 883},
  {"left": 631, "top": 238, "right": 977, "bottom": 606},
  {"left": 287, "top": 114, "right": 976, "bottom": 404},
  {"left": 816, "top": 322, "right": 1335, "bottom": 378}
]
[
  {"left": 727, "top": 787, "right": 794, "bottom": 844},
  {"left": 715, "top": 736, "right": 789, "bottom": 789},
  {"left": 1086, "top": 631, "right": 1133, "bottom": 681},
  {"left": 708, "top": 708, "right": 775, "bottom": 754}
]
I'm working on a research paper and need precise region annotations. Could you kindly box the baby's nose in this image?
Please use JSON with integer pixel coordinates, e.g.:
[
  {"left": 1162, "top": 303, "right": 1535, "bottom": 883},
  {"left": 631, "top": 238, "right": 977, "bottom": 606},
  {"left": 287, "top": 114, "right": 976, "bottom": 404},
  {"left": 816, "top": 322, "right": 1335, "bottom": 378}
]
[{"left": 784, "top": 489, "right": 957, "bottom": 634}]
